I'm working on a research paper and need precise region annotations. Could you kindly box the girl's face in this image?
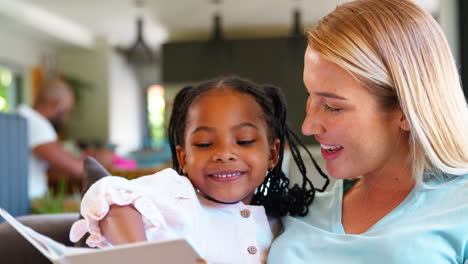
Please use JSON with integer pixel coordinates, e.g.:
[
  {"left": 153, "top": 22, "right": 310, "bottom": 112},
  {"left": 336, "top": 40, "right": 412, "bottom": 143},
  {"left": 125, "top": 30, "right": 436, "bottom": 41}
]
[
  {"left": 176, "top": 88, "right": 279, "bottom": 204},
  {"left": 302, "top": 47, "right": 409, "bottom": 180}
]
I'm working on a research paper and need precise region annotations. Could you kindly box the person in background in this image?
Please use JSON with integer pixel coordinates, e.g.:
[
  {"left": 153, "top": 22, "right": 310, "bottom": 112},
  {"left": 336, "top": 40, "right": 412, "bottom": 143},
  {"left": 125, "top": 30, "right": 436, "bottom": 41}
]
[
  {"left": 17, "top": 77, "right": 83, "bottom": 199},
  {"left": 268, "top": 0, "right": 468, "bottom": 263}
]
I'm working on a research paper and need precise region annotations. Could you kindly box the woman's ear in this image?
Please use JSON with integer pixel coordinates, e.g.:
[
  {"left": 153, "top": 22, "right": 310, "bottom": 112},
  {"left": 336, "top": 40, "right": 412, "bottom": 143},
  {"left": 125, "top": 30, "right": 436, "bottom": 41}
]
[
  {"left": 268, "top": 139, "right": 281, "bottom": 169},
  {"left": 175, "top": 145, "right": 187, "bottom": 174},
  {"left": 394, "top": 107, "right": 410, "bottom": 131},
  {"left": 399, "top": 112, "right": 410, "bottom": 131}
]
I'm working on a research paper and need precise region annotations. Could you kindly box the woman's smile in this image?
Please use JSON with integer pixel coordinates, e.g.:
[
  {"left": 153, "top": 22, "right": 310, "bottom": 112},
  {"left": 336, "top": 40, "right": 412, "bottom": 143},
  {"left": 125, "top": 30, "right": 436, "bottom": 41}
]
[{"left": 320, "top": 143, "right": 344, "bottom": 161}]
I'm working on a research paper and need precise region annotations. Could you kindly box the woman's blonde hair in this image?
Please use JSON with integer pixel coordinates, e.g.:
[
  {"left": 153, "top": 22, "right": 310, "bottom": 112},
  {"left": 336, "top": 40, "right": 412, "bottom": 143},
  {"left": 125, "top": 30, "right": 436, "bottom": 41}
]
[{"left": 307, "top": 0, "right": 468, "bottom": 185}]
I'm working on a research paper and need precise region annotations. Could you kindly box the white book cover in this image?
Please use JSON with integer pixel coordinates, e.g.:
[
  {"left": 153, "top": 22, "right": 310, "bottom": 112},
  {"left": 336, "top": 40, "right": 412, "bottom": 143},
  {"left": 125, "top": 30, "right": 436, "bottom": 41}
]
[{"left": 0, "top": 208, "right": 206, "bottom": 264}]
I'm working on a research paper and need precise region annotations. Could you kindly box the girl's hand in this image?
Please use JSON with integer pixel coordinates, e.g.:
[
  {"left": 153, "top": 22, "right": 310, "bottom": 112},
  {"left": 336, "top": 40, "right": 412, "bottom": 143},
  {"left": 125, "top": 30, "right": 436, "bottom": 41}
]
[{"left": 99, "top": 205, "right": 147, "bottom": 245}]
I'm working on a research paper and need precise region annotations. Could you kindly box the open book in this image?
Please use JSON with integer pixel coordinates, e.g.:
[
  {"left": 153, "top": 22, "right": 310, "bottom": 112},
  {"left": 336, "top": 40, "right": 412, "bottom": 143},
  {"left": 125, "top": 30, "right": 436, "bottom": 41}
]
[{"left": 0, "top": 208, "right": 205, "bottom": 264}]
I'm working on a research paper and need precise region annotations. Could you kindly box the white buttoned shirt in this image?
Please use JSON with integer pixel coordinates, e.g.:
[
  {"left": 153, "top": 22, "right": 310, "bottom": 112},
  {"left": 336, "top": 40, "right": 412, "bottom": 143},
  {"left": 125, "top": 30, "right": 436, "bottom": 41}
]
[{"left": 70, "top": 168, "right": 280, "bottom": 264}]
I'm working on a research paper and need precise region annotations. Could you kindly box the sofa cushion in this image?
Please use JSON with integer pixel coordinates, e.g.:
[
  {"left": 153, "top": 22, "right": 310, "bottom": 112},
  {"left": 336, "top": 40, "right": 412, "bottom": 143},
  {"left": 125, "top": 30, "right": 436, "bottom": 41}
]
[{"left": 0, "top": 213, "right": 78, "bottom": 264}]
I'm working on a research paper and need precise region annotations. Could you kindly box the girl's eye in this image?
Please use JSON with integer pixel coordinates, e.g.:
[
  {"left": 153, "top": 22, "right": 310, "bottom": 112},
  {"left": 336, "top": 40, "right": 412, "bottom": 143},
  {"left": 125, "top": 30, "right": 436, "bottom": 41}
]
[
  {"left": 324, "top": 104, "right": 342, "bottom": 112},
  {"left": 194, "top": 143, "right": 212, "bottom": 148},
  {"left": 238, "top": 140, "right": 255, "bottom": 145}
]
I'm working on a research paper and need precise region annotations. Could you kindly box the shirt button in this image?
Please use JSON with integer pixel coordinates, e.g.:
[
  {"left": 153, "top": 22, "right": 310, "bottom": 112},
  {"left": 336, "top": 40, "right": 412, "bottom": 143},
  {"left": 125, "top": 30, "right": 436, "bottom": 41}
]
[
  {"left": 247, "top": 246, "right": 257, "bottom": 255},
  {"left": 240, "top": 209, "right": 251, "bottom": 218}
]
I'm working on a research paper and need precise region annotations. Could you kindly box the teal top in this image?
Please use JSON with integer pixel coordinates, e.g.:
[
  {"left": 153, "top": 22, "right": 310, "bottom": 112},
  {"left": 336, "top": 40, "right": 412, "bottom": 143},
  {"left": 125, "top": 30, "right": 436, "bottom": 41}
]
[{"left": 268, "top": 175, "right": 468, "bottom": 264}]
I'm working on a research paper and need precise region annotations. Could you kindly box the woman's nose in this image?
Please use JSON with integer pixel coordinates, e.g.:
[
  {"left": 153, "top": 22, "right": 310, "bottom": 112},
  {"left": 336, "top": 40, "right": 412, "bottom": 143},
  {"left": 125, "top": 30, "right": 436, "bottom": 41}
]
[{"left": 302, "top": 111, "right": 326, "bottom": 136}]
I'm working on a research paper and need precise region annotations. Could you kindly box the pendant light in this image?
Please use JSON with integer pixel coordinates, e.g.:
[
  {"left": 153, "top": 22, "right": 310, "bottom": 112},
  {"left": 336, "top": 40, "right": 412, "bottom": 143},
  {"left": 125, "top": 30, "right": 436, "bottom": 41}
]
[{"left": 116, "top": 0, "right": 155, "bottom": 64}]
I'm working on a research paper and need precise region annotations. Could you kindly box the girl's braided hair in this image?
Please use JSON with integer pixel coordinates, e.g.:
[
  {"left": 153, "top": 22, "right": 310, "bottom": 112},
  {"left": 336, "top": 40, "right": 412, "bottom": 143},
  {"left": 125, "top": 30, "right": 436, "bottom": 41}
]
[{"left": 168, "top": 76, "right": 329, "bottom": 217}]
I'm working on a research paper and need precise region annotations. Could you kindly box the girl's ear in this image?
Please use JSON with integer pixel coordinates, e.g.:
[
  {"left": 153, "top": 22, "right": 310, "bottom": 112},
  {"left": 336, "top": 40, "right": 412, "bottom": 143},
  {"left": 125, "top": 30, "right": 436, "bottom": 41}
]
[
  {"left": 175, "top": 145, "right": 187, "bottom": 174},
  {"left": 268, "top": 139, "right": 281, "bottom": 169}
]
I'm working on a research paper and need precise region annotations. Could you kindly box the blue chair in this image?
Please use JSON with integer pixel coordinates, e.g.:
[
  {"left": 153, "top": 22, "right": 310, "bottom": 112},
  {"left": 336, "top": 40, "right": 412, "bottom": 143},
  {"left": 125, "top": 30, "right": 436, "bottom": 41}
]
[{"left": 0, "top": 112, "right": 29, "bottom": 217}]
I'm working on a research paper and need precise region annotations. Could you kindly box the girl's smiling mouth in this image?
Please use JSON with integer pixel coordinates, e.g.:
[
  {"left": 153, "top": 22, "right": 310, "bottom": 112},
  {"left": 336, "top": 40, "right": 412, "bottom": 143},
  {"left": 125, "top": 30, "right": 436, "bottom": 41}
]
[{"left": 208, "top": 171, "right": 246, "bottom": 182}]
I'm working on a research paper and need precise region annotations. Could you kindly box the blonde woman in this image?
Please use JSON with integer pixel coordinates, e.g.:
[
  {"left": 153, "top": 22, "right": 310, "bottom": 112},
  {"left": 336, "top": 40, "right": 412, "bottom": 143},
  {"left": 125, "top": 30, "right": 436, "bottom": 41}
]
[{"left": 268, "top": 0, "right": 468, "bottom": 263}]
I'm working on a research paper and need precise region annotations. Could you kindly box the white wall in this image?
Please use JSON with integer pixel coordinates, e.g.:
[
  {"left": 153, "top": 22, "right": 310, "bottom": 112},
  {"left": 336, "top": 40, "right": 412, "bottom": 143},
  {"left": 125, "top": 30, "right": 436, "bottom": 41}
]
[
  {"left": 109, "top": 52, "right": 144, "bottom": 155},
  {"left": 438, "top": 0, "right": 459, "bottom": 66},
  {"left": 0, "top": 25, "right": 56, "bottom": 68},
  {"left": 57, "top": 37, "right": 110, "bottom": 141},
  {"left": 0, "top": 20, "right": 59, "bottom": 105}
]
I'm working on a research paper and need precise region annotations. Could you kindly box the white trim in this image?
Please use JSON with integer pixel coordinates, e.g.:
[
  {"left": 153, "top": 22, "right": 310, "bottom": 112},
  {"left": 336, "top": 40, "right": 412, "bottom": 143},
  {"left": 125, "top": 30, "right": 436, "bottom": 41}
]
[{"left": 0, "top": 0, "right": 94, "bottom": 48}]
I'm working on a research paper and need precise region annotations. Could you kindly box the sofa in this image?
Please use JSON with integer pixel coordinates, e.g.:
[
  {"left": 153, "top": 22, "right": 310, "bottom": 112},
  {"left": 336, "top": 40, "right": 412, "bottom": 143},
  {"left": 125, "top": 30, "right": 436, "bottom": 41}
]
[
  {"left": 0, "top": 212, "right": 79, "bottom": 264},
  {"left": 0, "top": 157, "right": 109, "bottom": 263}
]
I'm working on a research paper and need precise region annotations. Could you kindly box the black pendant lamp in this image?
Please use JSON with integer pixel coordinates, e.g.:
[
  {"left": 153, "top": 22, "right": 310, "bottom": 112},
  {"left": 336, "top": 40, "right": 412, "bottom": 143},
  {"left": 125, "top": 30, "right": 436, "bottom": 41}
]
[{"left": 116, "top": 0, "right": 155, "bottom": 64}]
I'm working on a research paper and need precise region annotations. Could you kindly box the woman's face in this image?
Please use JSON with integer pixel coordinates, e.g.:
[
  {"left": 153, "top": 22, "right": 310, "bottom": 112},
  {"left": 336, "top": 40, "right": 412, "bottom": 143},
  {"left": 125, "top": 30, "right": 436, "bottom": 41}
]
[{"left": 302, "top": 47, "right": 408, "bottom": 180}]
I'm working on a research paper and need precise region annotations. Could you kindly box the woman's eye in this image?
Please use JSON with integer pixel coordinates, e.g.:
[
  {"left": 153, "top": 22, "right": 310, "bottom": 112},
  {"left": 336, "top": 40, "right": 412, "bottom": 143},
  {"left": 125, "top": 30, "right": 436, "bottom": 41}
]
[
  {"left": 194, "top": 143, "right": 212, "bottom": 148},
  {"left": 238, "top": 140, "right": 255, "bottom": 145},
  {"left": 324, "top": 104, "right": 342, "bottom": 112}
]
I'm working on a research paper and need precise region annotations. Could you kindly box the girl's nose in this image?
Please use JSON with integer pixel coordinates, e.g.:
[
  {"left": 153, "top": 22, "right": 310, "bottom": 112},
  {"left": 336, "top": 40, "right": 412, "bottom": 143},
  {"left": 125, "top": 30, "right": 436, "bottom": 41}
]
[
  {"left": 302, "top": 112, "right": 326, "bottom": 136},
  {"left": 212, "top": 148, "right": 236, "bottom": 162}
]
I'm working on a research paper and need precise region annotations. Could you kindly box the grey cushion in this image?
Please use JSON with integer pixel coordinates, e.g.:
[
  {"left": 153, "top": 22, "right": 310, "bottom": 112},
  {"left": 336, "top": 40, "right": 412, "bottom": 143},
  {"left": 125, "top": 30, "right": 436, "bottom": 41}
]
[
  {"left": 0, "top": 157, "right": 111, "bottom": 263},
  {"left": 0, "top": 213, "right": 79, "bottom": 264}
]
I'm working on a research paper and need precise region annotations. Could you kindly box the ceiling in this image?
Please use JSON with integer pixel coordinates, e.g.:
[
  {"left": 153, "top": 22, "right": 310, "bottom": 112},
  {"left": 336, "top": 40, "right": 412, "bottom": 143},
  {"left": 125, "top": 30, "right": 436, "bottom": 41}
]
[{"left": 5, "top": 0, "right": 440, "bottom": 48}]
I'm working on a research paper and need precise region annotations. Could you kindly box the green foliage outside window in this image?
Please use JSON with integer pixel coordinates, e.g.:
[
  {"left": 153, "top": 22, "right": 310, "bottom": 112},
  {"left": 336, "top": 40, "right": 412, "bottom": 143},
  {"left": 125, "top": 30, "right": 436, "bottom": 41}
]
[
  {"left": 0, "top": 67, "right": 12, "bottom": 112},
  {"left": 147, "top": 85, "right": 166, "bottom": 149}
]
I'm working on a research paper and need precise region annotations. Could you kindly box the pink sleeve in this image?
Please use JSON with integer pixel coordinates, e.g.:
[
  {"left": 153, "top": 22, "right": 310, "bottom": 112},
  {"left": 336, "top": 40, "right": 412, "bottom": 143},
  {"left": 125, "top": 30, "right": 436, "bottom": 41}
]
[{"left": 69, "top": 169, "right": 198, "bottom": 248}]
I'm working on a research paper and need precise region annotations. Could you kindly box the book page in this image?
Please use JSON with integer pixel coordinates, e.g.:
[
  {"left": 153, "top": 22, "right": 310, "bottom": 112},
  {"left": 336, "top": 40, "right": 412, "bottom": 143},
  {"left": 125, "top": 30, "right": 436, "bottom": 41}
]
[
  {"left": 0, "top": 208, "right": 205, "bottom": 264},
  {"left": 62, "top": 239, "right": 206, "bottom": 264},
  {"left": 22, "top": 224, "right": 93, "bottom": 255}
]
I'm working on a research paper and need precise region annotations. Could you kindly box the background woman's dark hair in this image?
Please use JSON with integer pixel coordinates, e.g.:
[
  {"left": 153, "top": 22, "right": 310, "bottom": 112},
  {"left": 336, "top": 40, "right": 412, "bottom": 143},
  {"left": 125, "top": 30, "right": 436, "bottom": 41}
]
[{"left": 168, "top": 76, "right": 329, "bottom": 217}]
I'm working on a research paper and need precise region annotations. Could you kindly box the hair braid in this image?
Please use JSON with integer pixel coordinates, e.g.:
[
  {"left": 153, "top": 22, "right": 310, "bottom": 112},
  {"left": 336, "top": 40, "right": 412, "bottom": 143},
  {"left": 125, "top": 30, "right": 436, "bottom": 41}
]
[
  {"left": 168, "top": 76, "right": 329, "bottom": 217},
  {"left": 250, "top": 84, "right": 329, "bottom": 216},
  {"left": 168, "top": 85, "right": 193, "bottom": 175}
]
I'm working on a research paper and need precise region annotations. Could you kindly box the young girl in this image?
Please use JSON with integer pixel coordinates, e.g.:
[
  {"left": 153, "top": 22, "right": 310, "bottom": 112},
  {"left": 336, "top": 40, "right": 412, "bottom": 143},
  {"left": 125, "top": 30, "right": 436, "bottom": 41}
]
[{"left": 69, "top": 76, "right": 328, "bottom": 263}]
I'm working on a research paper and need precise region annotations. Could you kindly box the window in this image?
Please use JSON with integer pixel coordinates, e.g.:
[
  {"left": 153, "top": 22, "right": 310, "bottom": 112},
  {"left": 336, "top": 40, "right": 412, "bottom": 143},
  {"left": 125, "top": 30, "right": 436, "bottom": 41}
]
[
  {"left": 0, "top": 67, "right": 14, "bottom": 112},
  {"left": 147, "top": 84, "right": 165, "bottom": 148}
]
